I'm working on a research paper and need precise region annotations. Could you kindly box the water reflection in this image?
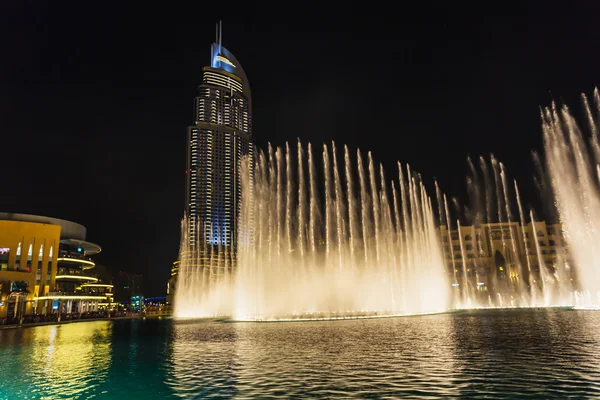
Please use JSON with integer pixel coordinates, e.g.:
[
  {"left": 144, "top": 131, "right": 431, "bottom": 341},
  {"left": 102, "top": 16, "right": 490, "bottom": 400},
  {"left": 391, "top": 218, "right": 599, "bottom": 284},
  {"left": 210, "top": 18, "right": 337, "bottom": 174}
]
[
  {"left": 2, "top": 312, "right": 600, "bottom": 398},
  {"left": 0, "top": 321, "right": 112, "bottom": 399},
  {"left": 166, "top": 316, "right": 465, "bottom": 398},
  {"left": 166, "top": 320, "right": 241, "bottom": 398},
  {"left": 104, "top": 318, "right": 175, "bottom": 398},
  {"left": 232, "top": 317, "right": 463, "bottom": 398},
  {"left": 451, "top": 310, "right": 600, "bottom": 397}
]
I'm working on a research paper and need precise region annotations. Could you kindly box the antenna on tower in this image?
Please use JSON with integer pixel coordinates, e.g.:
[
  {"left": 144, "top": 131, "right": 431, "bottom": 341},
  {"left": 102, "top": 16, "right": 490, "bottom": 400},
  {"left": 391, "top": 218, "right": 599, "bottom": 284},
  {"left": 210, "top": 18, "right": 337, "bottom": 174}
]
[{"left": 218, "top": 20, "right": 223, "bottom": 53}]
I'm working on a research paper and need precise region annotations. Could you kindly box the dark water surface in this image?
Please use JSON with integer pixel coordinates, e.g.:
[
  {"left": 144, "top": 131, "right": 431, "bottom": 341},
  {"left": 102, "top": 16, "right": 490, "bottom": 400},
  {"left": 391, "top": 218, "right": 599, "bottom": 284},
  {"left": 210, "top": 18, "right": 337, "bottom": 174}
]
[{"left": 1, "top": 309, "right": 600, "bottom": 399}]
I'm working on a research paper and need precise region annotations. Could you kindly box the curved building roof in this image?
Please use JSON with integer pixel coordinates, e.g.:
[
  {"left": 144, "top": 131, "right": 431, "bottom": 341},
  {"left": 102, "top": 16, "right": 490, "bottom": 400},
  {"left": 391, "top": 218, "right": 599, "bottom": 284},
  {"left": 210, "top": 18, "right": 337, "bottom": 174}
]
[
  {"left": 59, "top": 238, "right": 102, "bottom": 255},
  {"left": 0, "top": 212, "right": 87, "bottom": 240},
  {"left": 211, "top": 43, "right": 251, "bottom": 109}
]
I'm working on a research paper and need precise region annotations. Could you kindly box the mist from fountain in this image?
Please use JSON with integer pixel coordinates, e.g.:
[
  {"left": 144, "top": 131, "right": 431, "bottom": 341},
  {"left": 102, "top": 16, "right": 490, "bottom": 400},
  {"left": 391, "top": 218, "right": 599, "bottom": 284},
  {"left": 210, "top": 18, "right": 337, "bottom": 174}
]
[{"left": 175, "top": 141, "right": 451, "bottom": 320}]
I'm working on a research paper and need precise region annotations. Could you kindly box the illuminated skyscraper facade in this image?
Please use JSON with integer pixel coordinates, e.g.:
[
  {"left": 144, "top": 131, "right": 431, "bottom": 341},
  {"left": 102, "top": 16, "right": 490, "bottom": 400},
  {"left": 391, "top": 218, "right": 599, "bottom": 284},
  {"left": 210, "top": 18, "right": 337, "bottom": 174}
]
[{"left": 185, "top": 24, "right": 253, "bottom": 261}]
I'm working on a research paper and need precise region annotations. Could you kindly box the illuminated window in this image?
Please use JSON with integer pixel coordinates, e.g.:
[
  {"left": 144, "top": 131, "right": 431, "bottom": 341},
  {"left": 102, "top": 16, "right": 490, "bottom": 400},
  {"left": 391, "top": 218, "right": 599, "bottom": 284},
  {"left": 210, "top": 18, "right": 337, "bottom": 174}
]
[
  {"left": 14, "top": 241, "right": 21, "bottom": 270},
  {"left": 25, "top": 242, "right": 33, "bottom": 272},
  {"left": 36, "top": 243, "right": 44, "bottom": 284},
  {"left": 0, "top": 247, "right": 9, "bottom": 271},
  {"left": 47, "top": 245, "right": 53, "bottom": 285}
]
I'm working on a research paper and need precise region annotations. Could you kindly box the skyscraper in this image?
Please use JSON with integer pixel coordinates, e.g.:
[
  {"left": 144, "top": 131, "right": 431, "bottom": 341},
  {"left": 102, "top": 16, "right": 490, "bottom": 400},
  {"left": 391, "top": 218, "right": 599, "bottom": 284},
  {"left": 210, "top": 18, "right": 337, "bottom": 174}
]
[{"left": 185, "top": 22, "right": 253, "bottom": 264}]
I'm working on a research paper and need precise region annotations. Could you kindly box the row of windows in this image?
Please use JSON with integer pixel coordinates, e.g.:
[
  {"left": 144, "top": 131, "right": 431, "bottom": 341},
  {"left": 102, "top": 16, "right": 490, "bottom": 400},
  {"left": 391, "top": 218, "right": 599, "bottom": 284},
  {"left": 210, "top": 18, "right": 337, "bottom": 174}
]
[
  {"left": 0, "top": 242, "right": 54, "bottom": 273},
  {"left": 444, "top": 238, "right": 562, "bottom": 252},
  {"left": 443, "top": 229, "right": 562, "bottom": 242},
  {"left": 203, "top": 71, "right": 244, "bottom": 93}
]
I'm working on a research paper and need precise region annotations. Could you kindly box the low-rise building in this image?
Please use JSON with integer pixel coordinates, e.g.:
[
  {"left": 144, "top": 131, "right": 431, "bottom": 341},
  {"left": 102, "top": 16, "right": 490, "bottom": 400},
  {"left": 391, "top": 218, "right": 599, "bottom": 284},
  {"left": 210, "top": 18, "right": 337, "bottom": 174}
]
[
  {"left": 439, "top": 220, "right": 573, "bottom": 300},
  {"left": 0, "top": 213, "right": 113, "bottom": 322}
]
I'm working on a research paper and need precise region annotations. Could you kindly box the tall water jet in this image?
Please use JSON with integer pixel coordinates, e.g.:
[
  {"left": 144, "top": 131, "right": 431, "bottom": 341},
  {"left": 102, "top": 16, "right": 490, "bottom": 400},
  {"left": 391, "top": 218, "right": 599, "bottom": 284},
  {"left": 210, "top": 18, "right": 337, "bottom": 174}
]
[
  {"left": 344, "top": 145, "right": 357, "bottom": 262},
  {"left": 368, "top": 152, "right": 382, "bottom": 263},
  {"left": 456, "top": 220, "right": 472, "bottom": 306},
  {"left": 358, "top": 150, "right": 370, "bottom": 266},
  {"left": 499, "top": 162, "right": 527, "bottom": 305},
  {"left": 514, "top": 180, "right": 535, "bottom": 303},
  {"left": 297, "top": 140, "right": 306, "bottom": 259},
  {"left": 332, "top": 142, "right": 345, "bottom": 270},
  {"left": 285, "top": 142, "right": 293, "bottom": 255},
  {"left": 308, "top": 143, "right": 319, "bottom": 254},
  {"left": 443, "top": 194, "right": 458, "bottom": 293}
]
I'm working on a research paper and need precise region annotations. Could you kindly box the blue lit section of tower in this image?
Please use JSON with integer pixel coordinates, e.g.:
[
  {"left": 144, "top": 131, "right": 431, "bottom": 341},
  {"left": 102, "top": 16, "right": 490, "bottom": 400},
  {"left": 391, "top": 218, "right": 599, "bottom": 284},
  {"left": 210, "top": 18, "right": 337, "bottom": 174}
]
[{"left": 185, "top": 26, "right": 253, "bottom": 258}]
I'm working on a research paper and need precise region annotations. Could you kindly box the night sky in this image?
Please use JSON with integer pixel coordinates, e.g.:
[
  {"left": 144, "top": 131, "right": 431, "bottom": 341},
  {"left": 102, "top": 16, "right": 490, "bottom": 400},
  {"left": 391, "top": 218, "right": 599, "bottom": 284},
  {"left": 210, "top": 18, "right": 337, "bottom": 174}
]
[{"left": 2, "top": 3, "right": 599, "bottom": 296}]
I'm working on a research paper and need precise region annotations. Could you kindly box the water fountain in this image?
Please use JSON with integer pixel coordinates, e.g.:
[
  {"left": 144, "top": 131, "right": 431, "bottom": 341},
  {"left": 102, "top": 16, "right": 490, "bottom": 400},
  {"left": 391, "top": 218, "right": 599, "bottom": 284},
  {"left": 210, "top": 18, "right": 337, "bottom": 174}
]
[
  {"left": 175, "top": 88, "right": 600, "bottom": 320},
  {"left": 439, "top": 154, "right": 574, "bottom": 309},
  {"left": 542, "top": 88, "right": 600, "bottom": 307},
  {"left": 175, "top": 141, "right": 451, "bottom": 320}
]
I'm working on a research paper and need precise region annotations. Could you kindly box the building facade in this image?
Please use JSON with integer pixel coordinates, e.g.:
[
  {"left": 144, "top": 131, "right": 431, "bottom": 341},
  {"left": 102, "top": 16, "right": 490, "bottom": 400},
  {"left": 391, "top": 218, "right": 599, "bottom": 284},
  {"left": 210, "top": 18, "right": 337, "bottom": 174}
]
[
  {"left": 0, "top": 213, "right": 113, "bottom": 321},
  {"left": 185, "top": 22, "right": 254, "bottom": 272},
  {"left": 439, "top": 220, "right": 573, "bottom": 300}
]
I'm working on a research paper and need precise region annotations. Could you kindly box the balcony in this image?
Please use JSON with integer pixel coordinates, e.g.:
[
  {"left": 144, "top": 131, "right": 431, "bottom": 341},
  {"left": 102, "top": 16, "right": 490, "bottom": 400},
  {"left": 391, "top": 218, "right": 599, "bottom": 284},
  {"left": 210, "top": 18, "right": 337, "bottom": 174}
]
[
  {"left": 57, "top": 256, "right": 96, "bottom": 270},
  {"left": 34, "top": 291, "right": 107, "bottom": 301},
  {"left": 54, "top": 274, "right": 98, "bottom": 282}
]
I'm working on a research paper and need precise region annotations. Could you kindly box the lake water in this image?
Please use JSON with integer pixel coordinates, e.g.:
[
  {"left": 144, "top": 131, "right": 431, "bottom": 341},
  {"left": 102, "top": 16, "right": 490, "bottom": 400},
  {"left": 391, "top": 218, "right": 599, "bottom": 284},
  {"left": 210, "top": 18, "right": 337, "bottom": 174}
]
[{"left": 1, "top": 309, "right": 600, "bottom": 399}]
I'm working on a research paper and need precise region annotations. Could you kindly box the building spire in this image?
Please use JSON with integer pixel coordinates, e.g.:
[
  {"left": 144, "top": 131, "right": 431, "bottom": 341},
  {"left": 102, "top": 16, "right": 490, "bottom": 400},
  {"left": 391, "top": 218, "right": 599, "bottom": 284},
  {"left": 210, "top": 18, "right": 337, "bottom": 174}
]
[{"left": 218, "top": 20, "right": 223, "bottom": 53}]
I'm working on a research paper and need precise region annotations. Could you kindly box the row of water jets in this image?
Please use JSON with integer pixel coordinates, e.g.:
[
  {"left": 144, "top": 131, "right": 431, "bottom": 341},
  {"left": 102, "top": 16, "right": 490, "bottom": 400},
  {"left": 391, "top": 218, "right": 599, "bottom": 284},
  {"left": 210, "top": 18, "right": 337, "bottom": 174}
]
[
  {"left": 175, "top": 88, "right": 600, "bottom": 320},
  {"left": 177, "top": 141, "right": 449, "bottom": 319},
  {"left": 436, "top": 154, "right": 572, "bottom": 309}
]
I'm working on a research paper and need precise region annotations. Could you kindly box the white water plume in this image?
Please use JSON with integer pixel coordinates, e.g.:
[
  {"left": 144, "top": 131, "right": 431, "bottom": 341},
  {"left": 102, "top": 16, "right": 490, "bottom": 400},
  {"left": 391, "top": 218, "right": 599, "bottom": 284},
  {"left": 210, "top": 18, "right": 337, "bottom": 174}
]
[
  {"left": 542, "top": 89, "right": 600, "bottom": 306},
  {"left": 175, "top": 141, "right": 450, "bottom": 320}
]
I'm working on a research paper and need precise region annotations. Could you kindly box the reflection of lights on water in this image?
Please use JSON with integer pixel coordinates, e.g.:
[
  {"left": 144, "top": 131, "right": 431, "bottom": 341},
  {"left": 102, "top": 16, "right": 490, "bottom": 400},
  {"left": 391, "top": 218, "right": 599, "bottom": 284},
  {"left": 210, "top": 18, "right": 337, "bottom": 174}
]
[
  {"left": 29, "top": 322, "right": 113, "bottom": 398},
  {"left": 44, "top": 326, "right": 58, "bottom": 373}
]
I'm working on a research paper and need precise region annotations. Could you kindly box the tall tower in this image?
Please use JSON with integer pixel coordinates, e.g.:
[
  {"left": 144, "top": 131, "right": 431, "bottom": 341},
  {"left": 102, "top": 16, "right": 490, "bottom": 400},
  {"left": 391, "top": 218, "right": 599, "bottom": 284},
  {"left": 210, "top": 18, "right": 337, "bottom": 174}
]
[{"left": 185, "top": 22, "right": 253, "bottom": 264}]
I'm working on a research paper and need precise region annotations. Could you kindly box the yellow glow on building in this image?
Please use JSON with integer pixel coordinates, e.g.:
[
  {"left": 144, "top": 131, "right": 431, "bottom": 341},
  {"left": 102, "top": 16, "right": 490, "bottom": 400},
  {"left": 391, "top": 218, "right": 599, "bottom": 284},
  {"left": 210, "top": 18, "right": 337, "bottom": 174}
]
[
  {"left": 0, "top": 219, "right": 60, "bottom": 317},
  {"left": 80, "top": 283, "right": 113, "bottom": 288},
  {"left": 55, "top": 275, "right": 98, "bottom": 282},
  {"left": 57, "top": 257, "right": 96, "bottom": 267},
  {"left": 34, "top": 295, "right": 107, "bottom": 300}
]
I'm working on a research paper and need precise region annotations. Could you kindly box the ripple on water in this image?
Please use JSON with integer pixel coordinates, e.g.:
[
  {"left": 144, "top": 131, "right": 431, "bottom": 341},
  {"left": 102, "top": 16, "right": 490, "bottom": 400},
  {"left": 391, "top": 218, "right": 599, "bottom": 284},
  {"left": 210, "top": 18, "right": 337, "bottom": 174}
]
[{"left": 2, "top": 310, "right": 600, "bottom": 398}]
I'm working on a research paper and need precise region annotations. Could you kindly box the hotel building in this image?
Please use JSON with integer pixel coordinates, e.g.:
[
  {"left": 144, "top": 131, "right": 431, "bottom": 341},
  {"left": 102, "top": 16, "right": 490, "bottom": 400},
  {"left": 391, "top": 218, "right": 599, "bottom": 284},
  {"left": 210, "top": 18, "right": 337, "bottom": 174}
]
[
  {"left": 439, "top": 220, "right": 573, "bottom": 298},
  {"left": 185, "top": 22, "right": 253, "bottom": 273},
  {"left": 0, "top": 213, "right": 113, "bottom": 321}
]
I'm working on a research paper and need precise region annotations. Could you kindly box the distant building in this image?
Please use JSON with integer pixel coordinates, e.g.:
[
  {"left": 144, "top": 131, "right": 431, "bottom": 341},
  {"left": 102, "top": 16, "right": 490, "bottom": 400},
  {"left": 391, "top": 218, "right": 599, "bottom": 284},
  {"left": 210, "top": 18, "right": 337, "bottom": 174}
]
[
  {"left": 166, "top": 260, "right": 178, "bottom": 305},
  {"left": 439, "top": 221, "right": 573, "bottom": 298},
  {"left": 0, "top": 213, "right": 113, "bottom": 321},
  {"left": 185, "top": 21, "right": 254, "bottom": 271},
  {"left": 115, "top": 271, "right": 143, "bottom": 303}
]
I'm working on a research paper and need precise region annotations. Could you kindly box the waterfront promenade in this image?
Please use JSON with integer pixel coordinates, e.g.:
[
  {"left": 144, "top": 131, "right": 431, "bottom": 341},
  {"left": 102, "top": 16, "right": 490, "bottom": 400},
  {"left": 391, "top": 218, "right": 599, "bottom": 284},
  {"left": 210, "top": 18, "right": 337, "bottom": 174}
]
[{"left": 0, "top": 311, "right": 142, "bottom": 330}]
